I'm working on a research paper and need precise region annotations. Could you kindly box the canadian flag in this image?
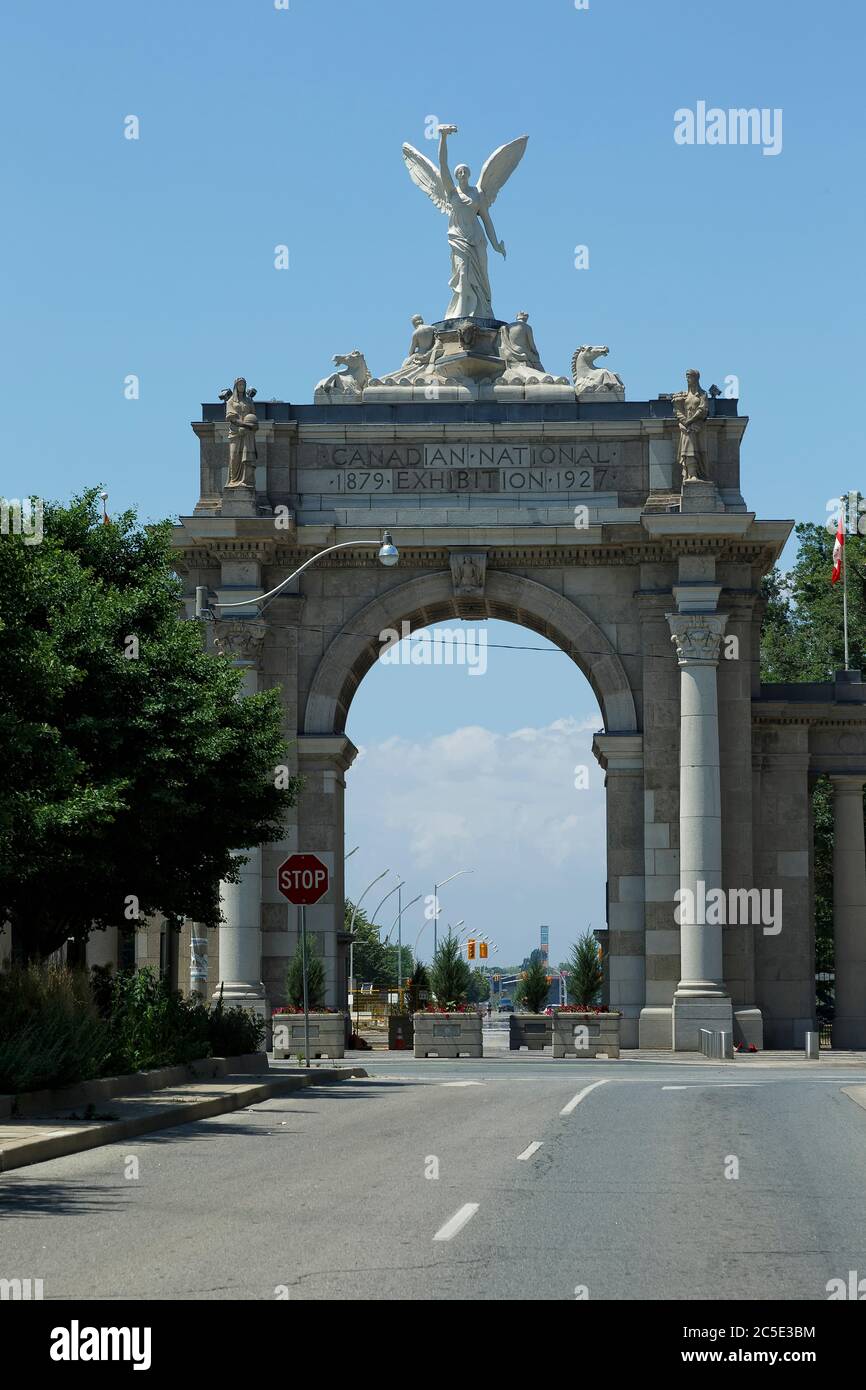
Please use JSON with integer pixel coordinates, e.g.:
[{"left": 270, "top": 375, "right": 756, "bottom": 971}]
[{"left": 831, "top": 514, "right": 845, "bottom": 585}]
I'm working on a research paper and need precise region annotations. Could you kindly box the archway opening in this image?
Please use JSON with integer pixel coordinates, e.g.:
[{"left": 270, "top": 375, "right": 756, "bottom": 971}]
[{"left": 340, "top": 614, "right": 608, "bottom": 1036}]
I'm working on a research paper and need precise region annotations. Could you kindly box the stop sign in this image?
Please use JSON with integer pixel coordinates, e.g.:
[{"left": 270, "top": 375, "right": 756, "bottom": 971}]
[{"left": 277, "top": 853, "right": 330, "bottom": 905}]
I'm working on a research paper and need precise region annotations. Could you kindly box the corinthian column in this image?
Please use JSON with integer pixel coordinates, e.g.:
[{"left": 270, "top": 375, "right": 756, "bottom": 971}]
[
  {"left": 830, "top": 775, "right": 866, "bottom": 1048},
  {"left": 668, "top": 611, "right": 733, "bottom": 1049}
]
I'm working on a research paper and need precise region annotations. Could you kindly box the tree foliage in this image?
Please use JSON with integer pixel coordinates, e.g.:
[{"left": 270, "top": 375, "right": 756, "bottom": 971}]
[
  {"left": 286, "top": 934, "right": 327, "bottom": 1009},
  {"left": 0, "top": 491, "right": 298, "bottom": 958},
  {"left": 345, "top": 900, "right": 414, "bottom": 986},
  {"left": 430, "top": 930, "right": 471, "bottom": 1006},
  {"left": 515, "top": 956, "right": 550, "bottom": 1013},
  {"left": 568, "top": 931, "right": 603, "bottom": 1007}
]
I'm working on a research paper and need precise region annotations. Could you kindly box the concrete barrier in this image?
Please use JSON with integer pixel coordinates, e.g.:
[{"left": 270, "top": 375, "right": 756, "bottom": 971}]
[{"left": 414, "top": 1012, "right": 482, "bottom": 1058}]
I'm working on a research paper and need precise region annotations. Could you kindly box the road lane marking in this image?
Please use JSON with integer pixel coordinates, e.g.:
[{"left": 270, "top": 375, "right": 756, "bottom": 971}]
[
  {"left": 663, "top": 1083, "right": 759, "bottom": 1089},
  {"left": 516, "top": 1141, "right": 543, "bottom": 1161},
  {"left": 560, "top": 1079, "right": 609, "bottom": 1115},
  {"left": 433, "top": 1204, "right": 479, "bottom": 1242},
  {"left": 440, "top": 1081, "right": 484, "bottom": 1087}
]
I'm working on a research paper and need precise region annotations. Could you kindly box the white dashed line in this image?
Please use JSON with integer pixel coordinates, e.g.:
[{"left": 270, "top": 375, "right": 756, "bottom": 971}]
[
  {"left": 433, "top": 1203, "right": 479, "bottom": 1242},
  {"left": 560, "top": 1079, "right": 610, "bottom": 1115},
  {"left": 440, "top": 1081, "right": 484, "bottom": 1088},
  {"left": 516, "top": 1141, "right": 543, "bottom": 1161}
]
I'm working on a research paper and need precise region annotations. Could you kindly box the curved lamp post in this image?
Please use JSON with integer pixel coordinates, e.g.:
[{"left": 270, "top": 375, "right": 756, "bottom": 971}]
[
  {"left": 195, "top": 533, "right": 399, "bottom": 619},
  {"left": 383, "top": 889, "right": 423, "bottom": 992},
  {"left": 432, "top": 868, "right": 473, "bottom": 956},
  {"left": 347, "top": 868, "right": 389, "bottom": 997}
]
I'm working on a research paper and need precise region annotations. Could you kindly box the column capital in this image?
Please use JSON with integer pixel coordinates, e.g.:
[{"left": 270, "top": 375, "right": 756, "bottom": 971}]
[
  {"left": 592, "top": 732, "right": 644, "bottom": 771},
  {"left": 829, "top": 773, "right": 866, "bottom": 792},
  {"left": 212, "top": 618, "right": 268, "bottom": 665},
  {"left": 297, "top": 733, "right": 359, "bottom": 775},
  {"left": 666, "top": 612, "right": 728, "bottom": 666}
]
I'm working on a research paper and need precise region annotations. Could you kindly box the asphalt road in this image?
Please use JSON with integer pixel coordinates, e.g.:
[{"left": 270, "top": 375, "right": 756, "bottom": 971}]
[{"left": 2, "top": 1057, "right": 866, "bottom": 1301}]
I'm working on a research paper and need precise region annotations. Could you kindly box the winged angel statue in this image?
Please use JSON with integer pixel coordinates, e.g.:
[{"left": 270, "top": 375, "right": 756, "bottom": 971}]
[{"left": 402, "top": 125, "right": 527, "bottom": 321}]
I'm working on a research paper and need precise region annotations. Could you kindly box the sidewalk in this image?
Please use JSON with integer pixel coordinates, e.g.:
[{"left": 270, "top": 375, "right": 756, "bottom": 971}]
[{"left": 0, "top": 1064, "right": 366, "bottom": 1174}]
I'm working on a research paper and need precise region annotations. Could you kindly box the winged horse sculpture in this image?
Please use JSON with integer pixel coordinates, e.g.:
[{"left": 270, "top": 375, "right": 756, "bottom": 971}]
[{"left": 402, "top": 125, "right": 528, "bottom": 321}]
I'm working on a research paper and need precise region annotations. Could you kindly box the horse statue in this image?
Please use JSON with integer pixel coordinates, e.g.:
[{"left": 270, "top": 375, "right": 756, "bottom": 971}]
[
  {"left": 570, "top": 345, "right": 624, "bottom": 396},
  {"left": 315, "top": 350, "right": 375, "bottom": 401}
]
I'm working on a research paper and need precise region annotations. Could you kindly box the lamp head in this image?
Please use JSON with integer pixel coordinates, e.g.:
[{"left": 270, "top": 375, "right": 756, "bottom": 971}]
[{"left": 378, "top": 531, "right": 399, "bottom": 567}]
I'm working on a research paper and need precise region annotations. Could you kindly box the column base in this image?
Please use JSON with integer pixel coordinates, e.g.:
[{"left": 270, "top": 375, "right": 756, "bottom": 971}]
[
  {"left": 672, "top": 994, "right": 733, "bottom": 1051},
  {"left": 213, "top": 982, "right": 268, "bottom": 1023},
  {"left": 733, "top": 1006, "right": 763, "bottom": 1049},
  {"left": 639, "top": 1006, "right": 673, "bottom": 1049}
]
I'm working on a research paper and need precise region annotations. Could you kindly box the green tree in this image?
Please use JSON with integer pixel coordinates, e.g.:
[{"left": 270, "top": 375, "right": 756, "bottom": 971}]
[
  {"left": 430, "top": 931, "right": 471, "bottom": 1007},
  {"left": 466, "top": 966, "right": 491, "bottom": 1003},
  {"left": 345, "top": 900, "right": 389, "bottom": 984},
  {"left": 568, "top": 931, "right": 603, "bottom": 1007},
  {"left": 344, "top": 901, "right": 415, "bottom": 987},
  {"left": 515, "top": 956, "right": 550, "bottom": 1013},
  {"left": 0, "top": 491, "right": 298, "bottom": 959},
  {"left": 286, "top": 935, "right": 327, "bottom": 1009}
]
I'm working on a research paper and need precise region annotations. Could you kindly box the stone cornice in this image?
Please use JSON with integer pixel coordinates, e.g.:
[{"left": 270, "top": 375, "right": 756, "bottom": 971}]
[{"left": 752, "top": 702, "right": 866, "bottom": 729}]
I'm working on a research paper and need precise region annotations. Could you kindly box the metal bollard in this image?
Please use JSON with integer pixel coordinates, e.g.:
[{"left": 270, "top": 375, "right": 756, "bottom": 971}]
[
  {"left": 805, "top": 1030, "right": 820, "bottom": 1060},
  {"left": 719, "top": 1030, "right": 733, "bottom": 1059},
  {"left": 699, "top": 1028, "right": 712, "bottom": 1057}
]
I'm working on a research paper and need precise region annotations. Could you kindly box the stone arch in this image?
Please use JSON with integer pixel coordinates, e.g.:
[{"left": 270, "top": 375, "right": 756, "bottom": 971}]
[{"left": 303, "top": 569, "right": 638, "bottom": 735}]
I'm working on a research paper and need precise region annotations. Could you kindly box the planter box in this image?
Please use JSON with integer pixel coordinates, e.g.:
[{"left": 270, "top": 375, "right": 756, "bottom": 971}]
[
  {"left": 551, "top": 1012, "right": 620, "bottom": 1058},
  {"left": 388, "top": 1015, "right": 414, "bottom": 1050},
  {"left": 509, "top": 1014, "right": 551, "bottom": 1050},
  {"left": 272, "top": 1013, "right": 345, "bottom": 1060},
  {"left": 413, "top": 1012, "right": 482, "bottom": 1058}
]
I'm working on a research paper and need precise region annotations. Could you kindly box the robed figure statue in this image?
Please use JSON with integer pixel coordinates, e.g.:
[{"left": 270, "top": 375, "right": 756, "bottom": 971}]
[{"left": 402, "top": 125, "right": 527, "bottom": 321}]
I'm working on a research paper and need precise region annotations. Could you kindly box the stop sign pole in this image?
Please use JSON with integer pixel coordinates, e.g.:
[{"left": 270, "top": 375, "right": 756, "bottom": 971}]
[{"left": 277, "top": 854, "right": 330, "bottom": 1068}]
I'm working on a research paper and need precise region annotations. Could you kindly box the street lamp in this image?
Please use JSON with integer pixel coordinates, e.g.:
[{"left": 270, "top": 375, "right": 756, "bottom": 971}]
[
  {"left": 194, "top": 532, "right": 399, "bottom": 619},
  {"left": 432, "top": 869, "right": 473, "bottom": 956},
  {"left": 384, "top": 889, "right": 424, "bottom": 992},
  {"left": 347, "top": 868, "right": 389, "bottom": 998}
]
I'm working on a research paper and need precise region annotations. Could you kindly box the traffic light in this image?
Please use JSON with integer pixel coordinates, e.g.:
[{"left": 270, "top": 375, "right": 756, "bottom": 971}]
[
  {"left": 479, "top": 941, "right": 488, "bottom": 959},
  {"left": 467, "top": 938, "right": 476, "bottom": 960}
]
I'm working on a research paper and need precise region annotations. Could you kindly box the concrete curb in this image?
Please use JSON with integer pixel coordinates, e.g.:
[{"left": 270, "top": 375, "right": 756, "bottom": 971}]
[
  {"left": 0, "top": 1067, "right": 367, "bottom": 1173},
  {"left": 0, "top": 1053, "right": 270, "bottom": 1120}
]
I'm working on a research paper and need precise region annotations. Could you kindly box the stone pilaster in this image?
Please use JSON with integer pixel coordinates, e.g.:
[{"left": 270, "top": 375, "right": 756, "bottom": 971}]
[
  {"left": 752, "top": 733, "right": 813, "bottom": 1047},
  {"left": 288, "top": 735, "right": 359, "bottom": 1010},
  {"left": 667, "top": 608, "right": 733, "bottom": 1049},
  {"left": 830, "top": 775, "right": 866, "bottom": 1048},
  {"left": 592, "top": 733, "right": 645, "bottom": 1049}
]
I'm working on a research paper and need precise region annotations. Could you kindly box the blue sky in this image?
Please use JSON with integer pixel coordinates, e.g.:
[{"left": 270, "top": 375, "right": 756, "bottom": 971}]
[{"left": 3, "top": 0, "right": 862, "bottom": 965}]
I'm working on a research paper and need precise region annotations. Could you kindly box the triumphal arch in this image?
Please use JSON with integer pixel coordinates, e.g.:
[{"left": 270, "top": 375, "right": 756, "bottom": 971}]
[{"left": 172, "top": 126, "right": 866, "bottom": 1050}]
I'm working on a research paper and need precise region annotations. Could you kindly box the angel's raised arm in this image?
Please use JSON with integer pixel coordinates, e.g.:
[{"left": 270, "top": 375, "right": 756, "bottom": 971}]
[{"left": 437, "top": 127, "right": 455, "bottom": 198}]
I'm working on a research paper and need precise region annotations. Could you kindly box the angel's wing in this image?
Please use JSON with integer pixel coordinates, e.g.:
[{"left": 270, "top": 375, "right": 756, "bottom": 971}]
[
  {"left": 477, "top": 136, "right": 528, "bottom": 207},
  {"left": 401, "top": 143, "right": 449, "bottom": 213}
]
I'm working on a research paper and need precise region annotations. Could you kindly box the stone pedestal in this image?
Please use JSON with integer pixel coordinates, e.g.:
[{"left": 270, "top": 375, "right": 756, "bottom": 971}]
[
  {"left": 668, "top": 610, "right": 733, "bottom": 1049},
  {"left": 830, "top": 775, "right": 866, "bottom": 1048},
  {"left": 680, "top": 480, "right": 724, "bottom": 513},
  {"left": 220, "top": 484, "right": 257, "bottom": 517}
]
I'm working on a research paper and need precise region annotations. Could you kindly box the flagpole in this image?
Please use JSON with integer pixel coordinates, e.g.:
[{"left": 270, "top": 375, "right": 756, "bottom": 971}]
[{"left": 843, "top": 493, "right": 850, "bottom": 670}]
